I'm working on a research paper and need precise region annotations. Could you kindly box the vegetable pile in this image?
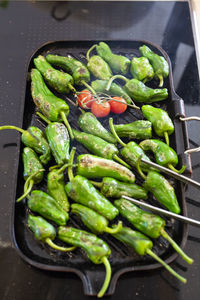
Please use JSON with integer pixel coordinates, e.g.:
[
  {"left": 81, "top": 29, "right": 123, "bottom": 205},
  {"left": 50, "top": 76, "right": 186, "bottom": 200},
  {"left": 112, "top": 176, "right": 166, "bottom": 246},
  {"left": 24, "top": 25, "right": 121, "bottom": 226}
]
[{"left": 0, "top": 42, "right": 193, "bottom": 297}]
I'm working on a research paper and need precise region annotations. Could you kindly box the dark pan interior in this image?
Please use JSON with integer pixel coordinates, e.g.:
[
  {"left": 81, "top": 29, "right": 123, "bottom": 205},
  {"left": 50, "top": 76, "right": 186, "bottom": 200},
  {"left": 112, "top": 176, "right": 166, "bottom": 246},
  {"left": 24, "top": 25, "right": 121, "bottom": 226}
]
[{"left": 12, "top": 40, "right": 190, "bottom": 296}]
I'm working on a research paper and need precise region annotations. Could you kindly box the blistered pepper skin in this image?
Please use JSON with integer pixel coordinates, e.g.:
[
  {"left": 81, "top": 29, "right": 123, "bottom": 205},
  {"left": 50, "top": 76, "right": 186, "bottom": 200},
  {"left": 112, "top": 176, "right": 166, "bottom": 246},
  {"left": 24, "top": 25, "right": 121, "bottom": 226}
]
[
  {"left": 28, "top": 190, "right": 69, "bottom": 225},
  {"left": 28, "top": 214, "right": 56, "bottom": 242},
  {"left": 58, "top": 226, "right": 111, "bottom": 264},
  {"left": 65, "top": 175, "right": 119, "bottom": 221},
  {"left": 76, "top": 154, "right": 135, "bottom": 183},
  {"left": 46, "top": 54, "right": 90, "bottom": 85},
  {"left": 22, "top": 147, "right": 44, "bottom": 184},
  {"left": 96, "top": 42, "right": 130, "bottom": 75},
  {"left": 139, "top": 139, "right": 178, "bottom": 167},
  {"left": 87, "top": 55, "right": 112, "bottom": 80},
  {"left": 124, "top": 78, "right": 168, "bottom": 103},
  {"left": 21, "top": 126, "right": 51, "bottom": 165},
  {"left": 78, "top": 112, "right": 117, "bottom": 144},
  {"left": 139, "top": 45, "right": 169, "bottom": 87},
  {"left": 130, "top": 57, "right": 154, "bottom": 82},
  {"left": 142, "top": 105, "right": 174, "bottom": 138},
  {"left": 34, "top": 55, "right": 74, "bottom": 94},
  {"left": 91, "top": 79, "right": 133, "bottom": 104},
  {"left": 144, "top": 171, "right": 181, "bottom": 214},
  {"left": 45, "top": 122, "right": 70, "bottom": 165},
  {"left": 113, "top": 120, "right": 152, "bottom": 140},
  {"left": 98, "top": 177, "right": 148, "bottom": 200},
  {"left": 31, "top": 69, "right": 69, "bottom": 122},
  {"left": 114, "top": 199, "right": 165, "bottom": 238},
  {"left": 72, "top": 128, "right": 118, "bottom": 160}
]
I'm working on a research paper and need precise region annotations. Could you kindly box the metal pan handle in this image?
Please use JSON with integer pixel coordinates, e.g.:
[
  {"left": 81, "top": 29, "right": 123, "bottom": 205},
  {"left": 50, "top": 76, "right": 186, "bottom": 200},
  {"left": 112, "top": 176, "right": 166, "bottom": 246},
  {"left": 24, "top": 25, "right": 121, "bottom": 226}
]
[{"left": 180, "top": 116, "right": 200, "bottom": 154}]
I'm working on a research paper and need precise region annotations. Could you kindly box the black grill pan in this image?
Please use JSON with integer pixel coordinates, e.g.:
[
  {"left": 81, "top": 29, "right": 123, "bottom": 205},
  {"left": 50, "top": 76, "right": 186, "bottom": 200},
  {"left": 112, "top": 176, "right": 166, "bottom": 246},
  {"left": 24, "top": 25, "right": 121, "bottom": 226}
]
[{"left": 12, "top": 40, "right": 192, "bottom": 296}]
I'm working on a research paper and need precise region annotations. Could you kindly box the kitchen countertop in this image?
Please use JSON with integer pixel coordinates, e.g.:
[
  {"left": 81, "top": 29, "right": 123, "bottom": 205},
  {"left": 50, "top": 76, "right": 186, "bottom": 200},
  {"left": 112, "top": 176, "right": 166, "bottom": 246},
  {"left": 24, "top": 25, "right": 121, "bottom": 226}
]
[{"left": 0, "top": 1, "right": 200, "bottom": 300}]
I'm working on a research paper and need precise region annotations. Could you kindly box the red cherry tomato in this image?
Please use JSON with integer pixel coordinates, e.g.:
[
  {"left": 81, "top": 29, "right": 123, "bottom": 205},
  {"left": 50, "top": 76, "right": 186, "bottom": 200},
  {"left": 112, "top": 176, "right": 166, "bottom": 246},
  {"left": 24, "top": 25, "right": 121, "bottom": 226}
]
[
  {"left": 77, "top": 90, "right": 94, "bottom": 109},
  {"left": 91, "top": 101, "right": 110, "bottom": 118},
  {"left": 109, "top": 97, "right": 127, "bottom": 114}
]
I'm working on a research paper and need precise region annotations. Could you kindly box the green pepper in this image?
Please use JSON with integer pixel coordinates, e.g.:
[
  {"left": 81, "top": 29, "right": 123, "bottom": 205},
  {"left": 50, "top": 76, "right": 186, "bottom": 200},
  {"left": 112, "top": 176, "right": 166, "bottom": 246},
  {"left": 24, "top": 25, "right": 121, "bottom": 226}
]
[
  {"left": 86, "top": 44, "right": 112, "bottom": 80},
  {"left": 58, "top": 226, "right": 111, "bottom": 298},
  {"left": 71, "top": 203, "right": 122, "bottom": 234},
  {"left": 130, "top": 57, "right": 154, "bottom": 83},
  {"left": 113, "top": 120, "right": 152, "bottom": 140},
  {"left": 112, "top": 226, "right": 186, "bottom": 283},
  {"left": 31, "top": 68, "right": 74, "bottom": 139},
  {"left": 142, "top": 105, "right": 174, "bottom": 145},
  {"left": 37, "top": 112, "right": 70, "bottom": 165},
  {"left": 91, "top": 79, "right": 134, "bottom": 105},
  {"left": 34, "top": 55, "right": 75, "bottom": 94},
  {"left": 28, "top": 214, "right": 75, "bottom": 252},
  {"left": 96, "top": 42, "right": 130, "bottom": 75},
  {"left": 0, "top": 125, "right": 51, "bottom": 164},
  {"left": 65, "top": 175, "right": 119, "bottom": 221},
  {"left": 78, "top": 112, "right": 117, "bottom": 144},
  {"left": 91, "top": 177, "right": 148, "bottom": 200},
  {"left": 28, "top": 190, "right": 69, "bottom": 225},
  {"left": 72, "top": 128, "right": 131, "bottom": 169},
  {"left": 114, "top": 198, "right": 193, "bottom": 264},
  {"left": 106, "top": 75, "right": 168, "bottom": 103},
  {"left": 76, "top": 154, "right": 135, "bottom": 183},
  {"left": 17, "top": 147, "right": 44, "bottom": 203},
  {"left": 46, "top": 54, "right": 90, "bottom": 85},
  {"left": 47, "top": 163, "right": 70, "bottom": 212},
  {"left": 139, "top": 45, "right": 169, "bottom": 87},
  {"left": 139, "top": 139, "right": 186, "bottom": 174}
]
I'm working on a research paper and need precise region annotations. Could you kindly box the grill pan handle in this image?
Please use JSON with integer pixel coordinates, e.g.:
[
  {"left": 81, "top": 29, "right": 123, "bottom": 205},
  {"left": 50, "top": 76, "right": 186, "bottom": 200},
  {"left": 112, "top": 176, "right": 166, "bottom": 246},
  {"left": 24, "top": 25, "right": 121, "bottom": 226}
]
[{"left": 180, "top": 116, "right": 200, "bottom": 154}]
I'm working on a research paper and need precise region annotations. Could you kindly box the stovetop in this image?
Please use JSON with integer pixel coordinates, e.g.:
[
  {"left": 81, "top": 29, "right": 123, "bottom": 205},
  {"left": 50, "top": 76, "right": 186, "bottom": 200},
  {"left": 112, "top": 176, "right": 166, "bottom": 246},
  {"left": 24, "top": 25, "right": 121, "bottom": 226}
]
[{"left": 0, "top": 1, "right": 200, "bottom": 299}]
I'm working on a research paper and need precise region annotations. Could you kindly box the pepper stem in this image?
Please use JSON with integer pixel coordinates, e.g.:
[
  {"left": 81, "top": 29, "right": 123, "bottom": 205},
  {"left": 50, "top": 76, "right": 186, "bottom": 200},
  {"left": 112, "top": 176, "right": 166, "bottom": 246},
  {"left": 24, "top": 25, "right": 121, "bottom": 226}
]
[
  {"left": 0, "top": 125, "right": 25, "bottom": 134},
  {"left": 57, "top": 163, "right": 73, "bottom": 175},
  {"left": 160, "top": 228, "right": 193, "bottom": 264},
  {"left": 86, "top": 44, "right": 97, "bottom": 61},
  {"left": 106, "top": 74, "right": 129, "bottom": 91},
  {"left": 136, "top": 155, "right": 147, "bottom": 180},
  {"left": 90, "top": 181, "right": 102, "bottom": 188},
  {"left": 68, "top": 147, "right": 76, "bottom": 181},
  {"left": 158, "top": 75, "right": 164, "bottom": 87},
  {"left": 17, "top": 179, "right": 34, "bottom": 202},
  {"left": 109, "top": 118, "right": 126, "bottom": 147},
  {"left": 168, "top": 163, "right": 186, "bottom": 174},
  {"left": 97, "top": 256, "right": 111, "bottom": 298},
  {"left": 164, "top": 131, "right": 169, "bottom": 146},
  {"left": 60, "top": 111, "right": 74, "bottom": 140},
  {"left": 36, "top": 112, "right": 51, "bottom": 124},
  {"left": 81, "top": 80, "right": 97, "bottom": 96},
  {"left": 113, "top": 154, "right": 131, "bottom": 169},
  {"left": 105, "top": 221, "right": 122, "bottom": 234},
  {"left": 146, "top": 248, "right": 187, "bottom": 284},
  {"left": 45, "top": 238, "right": 76, "bottom": 252},
  {"left": 68, "top": 83, "right": 76, "bottom": 93}
]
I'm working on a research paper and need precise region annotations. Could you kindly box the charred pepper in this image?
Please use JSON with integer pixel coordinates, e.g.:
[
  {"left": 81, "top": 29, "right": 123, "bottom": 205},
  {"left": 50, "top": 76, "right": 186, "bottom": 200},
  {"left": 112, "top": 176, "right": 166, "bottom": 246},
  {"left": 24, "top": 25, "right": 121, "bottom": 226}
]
[
  {"left": 78, "top": 112, "right": 116, "bottom": 144},
  {"left": 113, "top": 120, "right": 152, "bottom": 140},
  {"left": 71, "top": 203, "right": 122, "bottom": 234},
  {"left": 17, "top": 147, "right": 44, "bottom": 202},
  {"left": 106, "top": 75, "right": 168, "bottom": 103},
  {"left": 28, "top": 190, "right": 69, "bottom": 225},
  {"left": 96, "top": 42, "right": 130, "bottom": 75},
  {"left": 139, "top": 139, "right": 186, "bottom": 174},
  {"left": 0, "top": 125, "right": 51, "bottom": 165},
  {"left": 139, "top": 45, "right": 169, "bottom": 87},
  {"left": 34, "top": 55, "right": 75, "bottom": 94},
  {"left": 86, "top": 44, "right": 112, "bottom": 80},
  {"left": 130, "top": 57, "right": 154, "bottom": 83},
  {"left": 28, "top": 214, "right": 75, "bottom": 251},
  {"left": 31, "top": 68, "right": 74, "bottom": 139},
  {"left": 46, "top": 54, "right": 90, "bottom": 85},
  {"left": 58, "top": 226, "right": 112, "bottom": 298},
  {"left": 72, "top": 128, "right": 131, "bottom": 169},
  {"left": 142, "top": 105, "right": 174, "bottom": 145},
  {"left": 114, "top": 198, "right": 193, "bottom": 264},
  {"left": 37, "top": 112, "right": 70, "bottom": 165},
  {"left": 112, "top": 226, "right": 186, "bottom": 283},
  {"left": 91, "top": 177, "right": 148, "bottom": 200}
]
